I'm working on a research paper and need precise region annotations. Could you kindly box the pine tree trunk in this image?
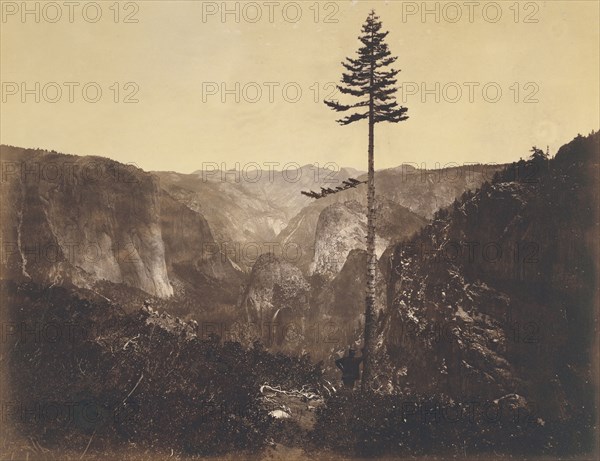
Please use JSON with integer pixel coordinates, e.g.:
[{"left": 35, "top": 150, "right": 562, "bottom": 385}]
[{"left": 361, "top": 67, "right": 377, "bottom": 391}]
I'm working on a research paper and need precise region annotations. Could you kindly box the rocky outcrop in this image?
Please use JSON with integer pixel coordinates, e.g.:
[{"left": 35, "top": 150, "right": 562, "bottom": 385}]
[
  {"left": 311, "top": 201, "right": 370, "bottom": 280},
  {"left": 310, "top": 199, "right": 426, "bottom": 281},
  {"left": 239, "top": 253, "right": 310, "bottom": 346},
  {"left": 380, "top": 133, "right": 599, "bottom": 424},
  {"left": 276, "top": 187, "right": 366, "bottom": 274}
]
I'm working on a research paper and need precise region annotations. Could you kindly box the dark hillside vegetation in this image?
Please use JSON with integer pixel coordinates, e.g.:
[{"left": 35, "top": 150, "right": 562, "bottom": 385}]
[
  {"left": 312, "top": 132, "right": 599, "bottom": 457},
  {"left": 1, "top": 281, "right": 324, "bottom": 457}
]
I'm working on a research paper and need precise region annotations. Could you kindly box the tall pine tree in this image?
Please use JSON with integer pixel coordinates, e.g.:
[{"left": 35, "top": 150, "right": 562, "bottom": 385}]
[{"left": 325, "top": 10, "right": 408, "bottom": 390}]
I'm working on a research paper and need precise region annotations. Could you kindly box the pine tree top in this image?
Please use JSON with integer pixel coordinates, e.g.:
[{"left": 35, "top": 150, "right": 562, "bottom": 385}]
[{"left": 325, "top": 10, "right": 409, "bottom": 126}]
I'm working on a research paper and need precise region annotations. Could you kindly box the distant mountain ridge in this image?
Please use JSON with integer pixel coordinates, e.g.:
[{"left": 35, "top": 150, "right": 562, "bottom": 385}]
[
  {"left": 0, "top": 144, "right": 505, "bottom": 317},
  {"left": 153, "top": 165, "right": 364, "bottom": 270}
]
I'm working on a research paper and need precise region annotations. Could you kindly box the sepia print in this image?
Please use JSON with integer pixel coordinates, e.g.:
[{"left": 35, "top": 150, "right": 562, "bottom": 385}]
[{"left": 1, "top": 1, "right": 599, "bottom": 460}]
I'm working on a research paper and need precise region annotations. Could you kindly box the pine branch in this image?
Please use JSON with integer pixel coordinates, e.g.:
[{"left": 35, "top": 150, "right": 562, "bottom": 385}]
[
  {"left": 324, "top": 98, "right": 368, "bottom": 112},
  {"left": 338, "top": 85, "right": 368, "bottom": 97},
  {"left": 374, "top": 107, "right": 408, "bottom": 123},
  {"left": 324, "top": 99, "right": 351, "bottom": 112},
  {"left": 337, "top": 112, "right": 369, "bottom": 125}
]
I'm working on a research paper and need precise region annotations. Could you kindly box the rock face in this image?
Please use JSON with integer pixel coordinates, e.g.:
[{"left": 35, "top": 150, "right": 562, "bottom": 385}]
[
  {"left": 311, "top": 201, "right": 369, "bottom": 281},
  {"left": 276, "top": 187, "right": 366, "bottom": 274},
  {"left": 1, "top": 147, "right": 173, "bottom": 297},
  {"left": 0, "top": 146, "right": 241, "bottom": 302},
  {"left": 239, "top": 253, "right": 310, "bottom": 345},
  {"left": 381, "top": 133, "right": 599, "bottom": 423},
  {"left": 310, "top": 199, "right": 426, "bottom": 281},
  {"left": 159, "top": 192, "right": 242, "bottom": 304}
]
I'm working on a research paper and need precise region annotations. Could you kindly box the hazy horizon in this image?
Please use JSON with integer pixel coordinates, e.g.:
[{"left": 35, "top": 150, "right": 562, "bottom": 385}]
[{"left": 2, "top": 139, "right": 542, "bottom": 176}]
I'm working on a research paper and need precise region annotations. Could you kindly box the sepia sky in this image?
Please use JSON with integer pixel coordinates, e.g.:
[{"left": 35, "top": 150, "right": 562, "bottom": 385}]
[{"left": 1, "top": 0, "right": 599, "bottom": 173}]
